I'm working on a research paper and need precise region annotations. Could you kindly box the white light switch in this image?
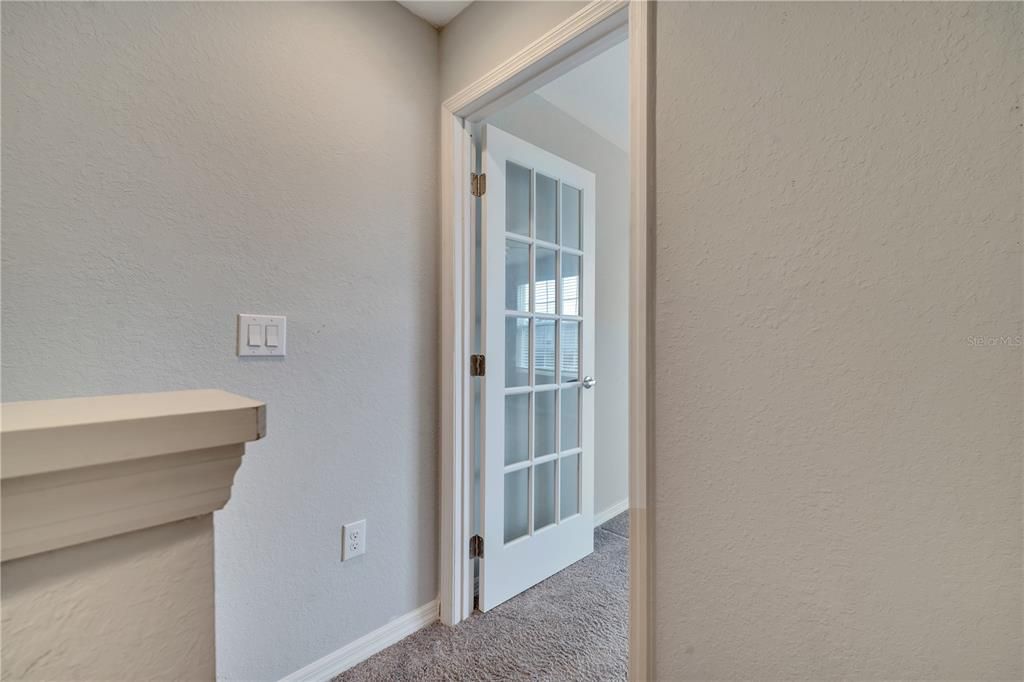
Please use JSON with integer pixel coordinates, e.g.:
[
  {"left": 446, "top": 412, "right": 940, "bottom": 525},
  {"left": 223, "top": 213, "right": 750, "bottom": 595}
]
[
  {"left": 265, "top": 325, "right": 280, "bottom": 347},
  {"left": 237, "top": 314, "right": 286, "bottom": 357}
]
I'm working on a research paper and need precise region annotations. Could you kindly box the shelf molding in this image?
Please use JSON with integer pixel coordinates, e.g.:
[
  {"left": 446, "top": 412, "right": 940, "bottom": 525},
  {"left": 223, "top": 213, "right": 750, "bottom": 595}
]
[{"left": 1, "top": 389, "right": 265, "bottom": 562}]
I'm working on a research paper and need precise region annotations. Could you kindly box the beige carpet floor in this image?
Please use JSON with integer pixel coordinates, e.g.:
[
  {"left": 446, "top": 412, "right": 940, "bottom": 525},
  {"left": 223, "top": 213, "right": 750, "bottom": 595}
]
[{"left": 336, "top": 512, "right": 629, "bottom": 681}]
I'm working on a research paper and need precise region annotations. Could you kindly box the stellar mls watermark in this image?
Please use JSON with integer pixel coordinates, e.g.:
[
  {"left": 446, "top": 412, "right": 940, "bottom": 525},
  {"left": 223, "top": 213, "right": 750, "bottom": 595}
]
[{"left": 966, "top": 335, "right": 1023, "bottom": 348}]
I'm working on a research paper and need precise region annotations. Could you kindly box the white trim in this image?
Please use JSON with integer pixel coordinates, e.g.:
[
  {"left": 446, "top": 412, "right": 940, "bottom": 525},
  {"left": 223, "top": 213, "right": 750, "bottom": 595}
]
[
  {"left": 444, "top": 2, "right": 628, "bottom": 120},
  {"left": 439, "top": 5, "right": 654, "bottom": 679},
  {"left": 594, "top": 498, "right": 630, "bottom": 528},
  {"left": 438, "top": 110, "right": 474, "bottom": 626},
  {"left": 280, "top": 600, "right": 439, "bottom": 682},
  {"left": 627, "top": 2, "right": 655, "bottom": 681}
]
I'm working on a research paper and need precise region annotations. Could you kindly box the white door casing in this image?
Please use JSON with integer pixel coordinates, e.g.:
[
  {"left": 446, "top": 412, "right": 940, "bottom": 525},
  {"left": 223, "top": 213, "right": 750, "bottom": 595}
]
[{"left": 480, "top": 124, "right": 597, "bottom": 611}]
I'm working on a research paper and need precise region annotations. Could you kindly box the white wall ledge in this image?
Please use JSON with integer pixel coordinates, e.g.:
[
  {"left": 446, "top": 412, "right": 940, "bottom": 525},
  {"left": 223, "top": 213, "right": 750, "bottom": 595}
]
[{"left": 1, "top": 389, "right": 265, "bottom": 561}]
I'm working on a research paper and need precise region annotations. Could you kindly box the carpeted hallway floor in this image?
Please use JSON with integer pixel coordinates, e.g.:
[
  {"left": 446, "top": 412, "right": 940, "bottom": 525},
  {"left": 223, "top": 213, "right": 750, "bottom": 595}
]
[{"left": 336, "top": 512, "right": 629, "bottom": 681}]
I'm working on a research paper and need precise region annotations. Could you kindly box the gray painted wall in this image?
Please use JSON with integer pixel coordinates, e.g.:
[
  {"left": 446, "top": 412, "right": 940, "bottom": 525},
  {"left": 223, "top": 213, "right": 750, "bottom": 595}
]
[
  {"left": 653, "top": 3, "right": 1022, "bottom": 678},
  {"left": 487, "top": 93, "right": 630, "bottom": 515},
  {"left": 1, "top": 3, "right": 439, "bottom": 679}
]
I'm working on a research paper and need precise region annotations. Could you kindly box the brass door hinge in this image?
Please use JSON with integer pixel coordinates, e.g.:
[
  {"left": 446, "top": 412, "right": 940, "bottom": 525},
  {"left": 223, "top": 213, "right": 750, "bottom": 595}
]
[
  {"left": 470, "top": 354, "right": 485, "bottom": 377},
  {"left": 471, "top": 173, "right": 486, "bottom": 197}
]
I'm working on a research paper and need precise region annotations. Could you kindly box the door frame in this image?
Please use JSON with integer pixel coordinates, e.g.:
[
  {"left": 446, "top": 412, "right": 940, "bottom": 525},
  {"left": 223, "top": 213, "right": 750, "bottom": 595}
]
[{"left": 438, "top": 2, "right": 655, "bottom": 679}]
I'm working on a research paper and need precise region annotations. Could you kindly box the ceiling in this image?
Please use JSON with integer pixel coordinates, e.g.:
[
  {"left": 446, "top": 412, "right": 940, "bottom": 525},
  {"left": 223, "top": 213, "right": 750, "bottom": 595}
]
[
  {"left": 397, "top": 1, "right": 473, "bottom": 28},
  {"left": 535, "top": 40, "right": 629, "bottom": 151}
]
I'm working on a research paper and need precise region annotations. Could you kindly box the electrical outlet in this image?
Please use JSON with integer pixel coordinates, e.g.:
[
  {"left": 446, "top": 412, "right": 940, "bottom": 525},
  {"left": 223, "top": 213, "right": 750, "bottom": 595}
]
[{"left": 341, "top": 520, "right": 366, "bottom": 561}]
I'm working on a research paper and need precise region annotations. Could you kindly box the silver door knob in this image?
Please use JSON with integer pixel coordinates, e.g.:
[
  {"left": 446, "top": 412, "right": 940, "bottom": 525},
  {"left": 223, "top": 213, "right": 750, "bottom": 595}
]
[{"left": 582, "top": 376, "right": 596, "bottom": 389}]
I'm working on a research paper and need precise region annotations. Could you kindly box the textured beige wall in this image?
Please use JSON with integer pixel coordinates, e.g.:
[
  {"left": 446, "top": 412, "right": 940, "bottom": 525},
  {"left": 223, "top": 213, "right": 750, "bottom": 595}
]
[
  {"left": 440, "top": 1, "right": 586, "bottom": 101},
  {"left": 2, "top": 517, "right": 214, "bottom": 681},
  {"left": 653, "top": 2, "right": 1023, "bottom": 679}
]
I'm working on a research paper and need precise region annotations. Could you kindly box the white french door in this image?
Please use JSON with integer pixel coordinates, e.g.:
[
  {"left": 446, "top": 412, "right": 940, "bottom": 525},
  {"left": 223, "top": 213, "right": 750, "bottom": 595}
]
[{"left": 479, "top": 125, "right": 596, "bottom": 611}]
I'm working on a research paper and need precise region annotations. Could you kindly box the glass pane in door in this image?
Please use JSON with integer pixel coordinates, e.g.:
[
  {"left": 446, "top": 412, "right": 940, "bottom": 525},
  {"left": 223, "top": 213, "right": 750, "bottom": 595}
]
[
  {"left": 561, "top": 184, "right": 581, "bottom": 249},
  {"left": 560, "top": 320, "right": 579, "bottom": 383},
  {"left": 505, "top": 393, "right": 529, "bottom": 465},
  {"left": 560, "top": 387, "right": 579, "bottom": 450},
  {"left": 534, "top": 389, "right": 556, "bottom": 457},
  {"left": 506, "top": 240, "right": 530, "bottom": 312},
  {"left": 534, "top": 460, "right": 556, "bottom": 530},
  {"left": 507, "top": 162, "right": 531, "bottom": 236},
  {"left": 535, "top": 247, "right": 556, "bottom": 314},
  {"left": 505, "top": 469, "right": 529, "bottom": 542},
  {"left": 505, "top": 317, "right": 530, "bottom": 387},
  {"left": 536, "top": 174, "right": 558, "bottom": 243},
  {"left": 559, "top": 453, "right": 580, "bottom": 520},
  {"left": 535, "top": 319, "right": 556, "bottom": 386},
  {"left": 561, "top": 254, "right": 580, "bottom": 316}
]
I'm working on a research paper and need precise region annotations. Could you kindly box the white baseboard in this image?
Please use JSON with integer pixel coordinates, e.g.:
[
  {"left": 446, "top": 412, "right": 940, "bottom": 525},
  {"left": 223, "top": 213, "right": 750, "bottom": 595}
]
[
  {"left": 594, "top": 498, "right": 629, "bottom": 527},
  {"left": 281, "top": 501, "right": 621, "bottom": 682},
  {"left": 280, "top": 599, "right": 439, "bottom": 682}
]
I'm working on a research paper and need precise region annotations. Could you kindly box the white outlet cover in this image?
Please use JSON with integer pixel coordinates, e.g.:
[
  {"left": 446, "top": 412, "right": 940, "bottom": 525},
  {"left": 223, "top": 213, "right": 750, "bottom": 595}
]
[
  {"left": 237, "top": 314, "right": 286, "bottom": 357},
  {"left": 341, "top": 519, "right": 367, "bottom": 561}
]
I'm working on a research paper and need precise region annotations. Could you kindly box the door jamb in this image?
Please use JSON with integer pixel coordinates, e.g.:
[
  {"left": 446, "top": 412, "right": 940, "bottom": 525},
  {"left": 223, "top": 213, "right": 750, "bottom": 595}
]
[{"left": 438, "top": 2, "right": 655, "bottom": 679}]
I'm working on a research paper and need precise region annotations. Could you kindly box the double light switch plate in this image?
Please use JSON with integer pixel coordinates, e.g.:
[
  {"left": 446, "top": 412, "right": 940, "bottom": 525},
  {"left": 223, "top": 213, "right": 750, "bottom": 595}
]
[{"left": 237, "top": 314, "right": 286, "bottom": 357}]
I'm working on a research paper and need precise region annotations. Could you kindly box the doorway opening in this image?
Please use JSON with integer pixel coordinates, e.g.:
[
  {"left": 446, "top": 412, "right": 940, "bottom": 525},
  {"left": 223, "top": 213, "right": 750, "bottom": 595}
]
[
  {"left": 469, "top": 34, "right": 631, "bottom": 618},
  {"left": 435, "top": 2, "right": 654, "bottom": 680}
]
